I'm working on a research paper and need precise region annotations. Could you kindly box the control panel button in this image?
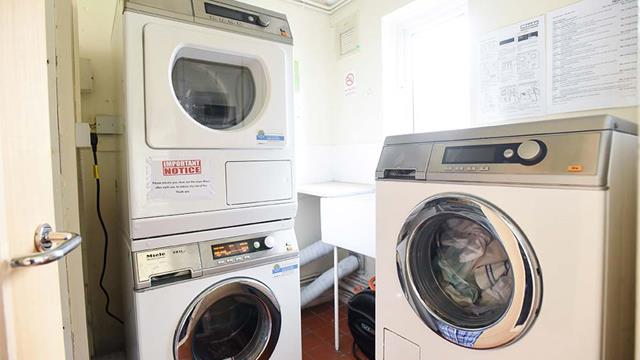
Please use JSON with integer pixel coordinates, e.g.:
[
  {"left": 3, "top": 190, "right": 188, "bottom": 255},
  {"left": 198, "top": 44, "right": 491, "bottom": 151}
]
[
  {"left": 568, "top": 164, "right": 583, "bottom": 173},
  {"left": 244, "top": 255, "right": 251, "bottom": 259},
  {"left": 217, "top": 260, "right": 225, "bottom": 265},
  {"left": 226, "top": 259, "right": 234, "bottom": 263},
  {"left": 503, "top": 148, "right": 515, "bottom": 159},
  {"left": 479, "top": 166, "right": 490, "bottom": 171},
  {"left": 264, "top": 236, "right": 276, "bottom": 249},
  {"left": 517, "top": 140, "right": 543, "bottom": 161},
  {"left": 253, "top": 241, "right": 261, "bottom": 249},
  {"left": 235, "top": 257, "right": 243, "bottom": 261},
  {"left": 257, "top": 15, "right": 271, "bottom": 27}
]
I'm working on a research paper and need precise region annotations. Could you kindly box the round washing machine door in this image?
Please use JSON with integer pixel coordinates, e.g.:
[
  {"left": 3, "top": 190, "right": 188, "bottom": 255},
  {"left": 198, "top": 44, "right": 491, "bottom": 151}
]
[
  {"left": 174, "top": 278, "right": 281, "bottom": 360},
  {"left": 396, "top": 193, "right": 542, "bottom": 349}
]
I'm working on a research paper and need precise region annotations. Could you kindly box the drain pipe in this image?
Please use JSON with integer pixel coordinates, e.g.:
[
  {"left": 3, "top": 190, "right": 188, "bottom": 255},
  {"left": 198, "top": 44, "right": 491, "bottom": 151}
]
[
  {"left": 300, "top": 255, "right": 359, "bottom": 308},
  {"left": 299, "top": 240, "right": 334, "bottom": 267}
]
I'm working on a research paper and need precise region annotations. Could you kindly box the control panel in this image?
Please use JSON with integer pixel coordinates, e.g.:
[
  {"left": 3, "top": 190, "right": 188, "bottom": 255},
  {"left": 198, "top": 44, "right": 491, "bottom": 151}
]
[
  {"left": 133, "top": 229, "right": 297, "bottom": 289},
  {"left": 125, "top": 1, "right": 293, "bottom": 44},
  {"left": 204, "top": 3, "right": 271, "bottom": 27},
  {"left": 199, "top": 231, "right": 296, "bottom": 270},
  {"left": 193, "top": 0, "right": 292, "bottom": 43},
  {"left": 376, "top": 131, "right": 611, "bottom": 186},
  {"left": 441, "top": 139, "right": 547, "bottom": 168},
  {"left": 429, "top": 132, "right": 601, "bottom": 175},
  {"left": 376, "top": 115, "right": 635, "bottom": 186}
]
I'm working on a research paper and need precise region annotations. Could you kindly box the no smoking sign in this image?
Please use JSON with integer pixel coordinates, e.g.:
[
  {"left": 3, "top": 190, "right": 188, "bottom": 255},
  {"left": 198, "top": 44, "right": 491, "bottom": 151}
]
[
  {"left": 345, "top": 73, "right": 355, "bottom": 87},
  {"left": 344, "top": 71, "right": 357, "bottom": 95}
]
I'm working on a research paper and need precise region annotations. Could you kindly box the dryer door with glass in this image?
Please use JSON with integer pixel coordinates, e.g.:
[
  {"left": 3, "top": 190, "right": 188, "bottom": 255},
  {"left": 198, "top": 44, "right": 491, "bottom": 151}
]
[
  {"left": 144, "top": 21, "right": 290, "bottom": 149},
  {"left": 396, "top": 193, "right": 542, "bottom": 349},
  {"left": 174, "top": 278, "right": 281, "bottom": 360}
]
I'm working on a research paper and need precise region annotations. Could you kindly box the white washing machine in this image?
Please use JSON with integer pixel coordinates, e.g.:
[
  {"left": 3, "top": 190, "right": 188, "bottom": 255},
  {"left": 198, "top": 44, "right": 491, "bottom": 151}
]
[
  {"left": 113, "top": 0, "right": 296, "bottom": 242},
  {"left": 375, "top": 115, "right": 637, "bottom": 359},
  {"left": 122, "top": 225, "right": 301, "bottom": 359}
]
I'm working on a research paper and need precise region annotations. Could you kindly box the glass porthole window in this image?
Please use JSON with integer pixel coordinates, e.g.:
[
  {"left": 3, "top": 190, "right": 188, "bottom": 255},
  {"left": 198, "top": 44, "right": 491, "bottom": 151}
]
[
  {"left": 396, "top": 194, "right": 542, "bottom": 349},
  {"left": 172, "top": 58, "right": 257, "bottom": 130},
  {"left": 175, "top": 279, "right": 281, "bottom": 360}
]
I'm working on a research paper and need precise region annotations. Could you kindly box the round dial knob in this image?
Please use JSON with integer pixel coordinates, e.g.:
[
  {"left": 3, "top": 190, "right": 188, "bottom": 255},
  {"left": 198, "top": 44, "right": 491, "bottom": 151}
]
[
  {"left": 263, "top": 236, "right": 276, "bottom": 249},
  {"left": 257, "top": 15, "right": 271, "bottom": 27},
  {"left": 503, "top": 148, "right": 515, "bottom": 159},
  {"left": 517, "top": 140, "right": 543, "bottom": 161}
]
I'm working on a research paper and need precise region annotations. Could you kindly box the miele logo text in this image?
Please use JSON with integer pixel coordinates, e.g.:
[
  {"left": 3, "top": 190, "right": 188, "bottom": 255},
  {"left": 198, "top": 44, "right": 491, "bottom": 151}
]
[
  {"left": 146, "top": 252, "right": 165, "bottom": 259},
  {"left": 162, "top": 160, "right": 202, "bottom": 176}
]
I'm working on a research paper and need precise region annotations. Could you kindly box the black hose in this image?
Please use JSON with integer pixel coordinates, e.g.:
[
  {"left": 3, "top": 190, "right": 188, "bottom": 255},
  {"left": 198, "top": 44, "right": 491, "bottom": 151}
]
[{"left": 91, "top": 132, "right": 124, "bottom": 325}]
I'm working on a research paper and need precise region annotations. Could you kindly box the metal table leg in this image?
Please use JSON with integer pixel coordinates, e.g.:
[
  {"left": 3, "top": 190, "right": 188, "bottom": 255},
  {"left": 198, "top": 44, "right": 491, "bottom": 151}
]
[{"left": 334, "top": 246, "right": 339, "bottom": 351}]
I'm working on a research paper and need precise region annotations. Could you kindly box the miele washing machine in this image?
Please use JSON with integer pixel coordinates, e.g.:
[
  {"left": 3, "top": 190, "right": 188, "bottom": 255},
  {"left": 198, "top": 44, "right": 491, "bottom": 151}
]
[
  {"left": 122, "top": 225, "right": 301, "bottom": 360},
  {"left": 375, "top": 115, "right": 637, "bottom": 359},
  {"left": 113, "top": 0, "right": 297, "bottom": 244}
]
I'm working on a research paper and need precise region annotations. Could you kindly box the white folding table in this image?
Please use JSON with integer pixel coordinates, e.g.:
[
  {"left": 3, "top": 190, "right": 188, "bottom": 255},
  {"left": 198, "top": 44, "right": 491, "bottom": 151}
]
[{"left": 297, "top": 181, "right": 376, "bottom": 351}]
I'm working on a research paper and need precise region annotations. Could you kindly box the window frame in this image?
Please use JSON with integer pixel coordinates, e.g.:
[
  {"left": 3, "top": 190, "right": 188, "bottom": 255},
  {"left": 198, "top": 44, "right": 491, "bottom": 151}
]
[{"left": 382, "top": 0, "right": 469, "bottom": 136}]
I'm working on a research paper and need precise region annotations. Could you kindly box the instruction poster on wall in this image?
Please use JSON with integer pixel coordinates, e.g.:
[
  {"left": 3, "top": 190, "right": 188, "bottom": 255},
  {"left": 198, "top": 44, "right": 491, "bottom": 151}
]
[
  {"left": 547, "top": 0, "right": 638, "bottom": 113},
  {"left": 477, "top": 16, "right": 546, "bottom": 122},
  {"left": 146, "top": 158, "right": 215, "bottom": 200}
]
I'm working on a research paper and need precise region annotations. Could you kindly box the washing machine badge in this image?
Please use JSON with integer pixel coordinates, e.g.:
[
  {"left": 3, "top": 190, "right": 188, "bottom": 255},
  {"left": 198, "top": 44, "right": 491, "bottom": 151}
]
[{"left": 146, "top": 251, "right": 166, "bottom": 259}]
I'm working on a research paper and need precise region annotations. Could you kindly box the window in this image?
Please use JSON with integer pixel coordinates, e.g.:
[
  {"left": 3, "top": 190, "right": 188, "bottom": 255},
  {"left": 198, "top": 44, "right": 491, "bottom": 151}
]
[
  {"left": 382, "top": 0, "right": 470, "bottom": 136},
  {"left": 172, "top": 58, "right": 256, "bottom": 131}
]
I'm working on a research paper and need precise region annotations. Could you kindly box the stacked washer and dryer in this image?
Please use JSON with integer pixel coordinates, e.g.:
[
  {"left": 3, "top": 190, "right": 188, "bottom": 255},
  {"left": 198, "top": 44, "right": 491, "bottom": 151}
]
[
  {"left": 375, "top": 115, "right": 637, "bottom": 359},
  {"left": 113, "top": 1, "right": 301, "bottom": 359}
]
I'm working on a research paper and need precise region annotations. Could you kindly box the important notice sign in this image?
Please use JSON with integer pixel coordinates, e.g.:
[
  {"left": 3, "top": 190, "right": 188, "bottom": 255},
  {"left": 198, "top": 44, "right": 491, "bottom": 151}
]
[
  {"left": 162, "top": 160, "right": 202, "bottom": 176},
  {"left": 147, "top": 158, "right": 214, "bottom": 200}
]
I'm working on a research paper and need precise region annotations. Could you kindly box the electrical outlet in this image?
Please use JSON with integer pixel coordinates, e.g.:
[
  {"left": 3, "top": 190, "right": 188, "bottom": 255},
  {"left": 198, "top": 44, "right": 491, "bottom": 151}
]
[{"left": 96, "top": 115, "right": 123, "bottom": 134}]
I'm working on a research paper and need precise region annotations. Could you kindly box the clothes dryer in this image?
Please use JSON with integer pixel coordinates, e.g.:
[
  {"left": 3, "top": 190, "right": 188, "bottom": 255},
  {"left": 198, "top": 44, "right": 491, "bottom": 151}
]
[{"left": 113, "top": 0, "right": 296, "bottom": 242}]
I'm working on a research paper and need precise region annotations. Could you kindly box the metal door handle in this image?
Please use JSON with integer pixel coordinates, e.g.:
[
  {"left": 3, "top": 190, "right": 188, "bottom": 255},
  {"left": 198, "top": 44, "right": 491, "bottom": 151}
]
[{"left": 10, "top": 224, "right": 82, "bottom": 268}]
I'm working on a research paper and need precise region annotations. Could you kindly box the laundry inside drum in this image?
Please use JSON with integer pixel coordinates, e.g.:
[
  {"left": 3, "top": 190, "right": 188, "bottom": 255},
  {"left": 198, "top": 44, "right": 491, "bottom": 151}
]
[{"left": 409, "top": 215, "right": 515, "bottom": 329}]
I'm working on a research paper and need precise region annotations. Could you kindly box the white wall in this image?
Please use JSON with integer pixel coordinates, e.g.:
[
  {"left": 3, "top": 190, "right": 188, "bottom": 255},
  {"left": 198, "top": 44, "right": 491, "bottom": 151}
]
[
  {"left": 76, "top": 0, "right": 122, "bottom": 356},
  {"left": 329, "top": 0, "right": 411, "bottom": 145}
]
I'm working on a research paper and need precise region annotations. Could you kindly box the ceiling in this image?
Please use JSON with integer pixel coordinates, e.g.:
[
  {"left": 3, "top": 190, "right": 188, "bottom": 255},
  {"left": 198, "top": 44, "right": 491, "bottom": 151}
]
[
  {"left": 293, "top": 0, "right": 351, "bottom": 13},
  {"left": 307, "top": 0, "right": 342, "bottom": 5}
]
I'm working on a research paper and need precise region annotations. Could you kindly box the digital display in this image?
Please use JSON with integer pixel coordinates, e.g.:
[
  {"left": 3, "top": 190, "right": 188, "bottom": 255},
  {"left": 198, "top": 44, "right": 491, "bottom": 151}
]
[
  {"left": 205, "top": 3, "right": 259, "bottom": 25},
  {"left": 443, "top": 145, "right": 497, "bottom": 164},
  {"left": 212, "top": 241, "right": 250, "bottom": 259}
]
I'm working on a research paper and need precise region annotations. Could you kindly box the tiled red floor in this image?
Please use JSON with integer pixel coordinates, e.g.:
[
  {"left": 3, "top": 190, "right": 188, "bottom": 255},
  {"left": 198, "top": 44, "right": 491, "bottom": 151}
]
[{"left": 302, "top": 302, "right": 362, "bottom": 360}]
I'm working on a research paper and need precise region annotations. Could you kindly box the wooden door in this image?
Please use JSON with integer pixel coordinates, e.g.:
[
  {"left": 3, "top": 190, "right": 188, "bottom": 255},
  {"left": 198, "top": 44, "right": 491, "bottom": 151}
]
[{"left": 0, "top": 0, "right": 88, "bottom": 358}]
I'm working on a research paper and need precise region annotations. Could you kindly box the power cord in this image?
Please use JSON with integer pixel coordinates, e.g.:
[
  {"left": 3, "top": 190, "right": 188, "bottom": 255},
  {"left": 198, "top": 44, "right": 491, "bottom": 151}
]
[{"left": 91, "top": 132, "right": 124, "bottom": 325}]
